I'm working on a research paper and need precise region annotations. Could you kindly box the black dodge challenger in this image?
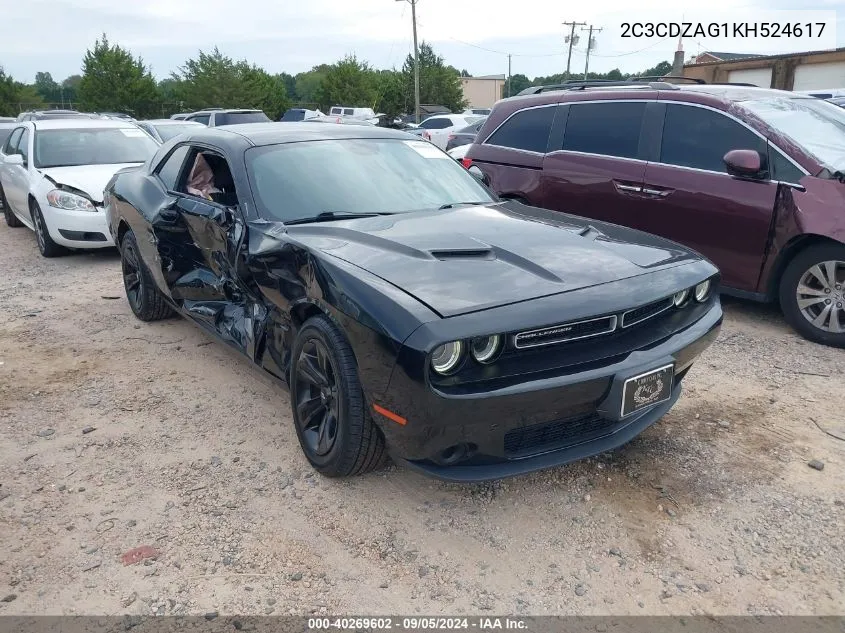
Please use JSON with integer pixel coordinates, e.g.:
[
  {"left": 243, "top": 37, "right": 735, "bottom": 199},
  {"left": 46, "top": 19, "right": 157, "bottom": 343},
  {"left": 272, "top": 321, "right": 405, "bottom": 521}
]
[{"left": 104, "top": 123, "right": 722, "bottom": 482}]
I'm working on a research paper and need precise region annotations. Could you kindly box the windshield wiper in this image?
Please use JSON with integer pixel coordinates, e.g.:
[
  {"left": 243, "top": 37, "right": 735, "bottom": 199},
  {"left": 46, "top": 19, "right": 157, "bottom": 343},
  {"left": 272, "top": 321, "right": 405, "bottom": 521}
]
[
  {"left": 285, "top": 211, "right": 396, "bottom": 225},
  {"left": 438, "top": 201, "right": 490, "bottom": 210}
]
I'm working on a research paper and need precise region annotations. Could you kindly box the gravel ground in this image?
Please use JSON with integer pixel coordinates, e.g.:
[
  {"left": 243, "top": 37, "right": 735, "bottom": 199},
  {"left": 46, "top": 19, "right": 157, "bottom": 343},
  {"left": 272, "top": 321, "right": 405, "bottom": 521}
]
[{"left": 0, "top": 222, "right": 843, "bottom": 617}]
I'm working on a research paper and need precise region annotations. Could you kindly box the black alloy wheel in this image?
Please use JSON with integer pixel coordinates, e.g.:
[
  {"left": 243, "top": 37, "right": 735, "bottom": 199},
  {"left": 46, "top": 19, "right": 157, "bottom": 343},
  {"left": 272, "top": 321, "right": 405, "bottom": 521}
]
[
  {"left": 294, "top": 337, "right": 340, "bottom": 457},
  {"left": 120, "top": 229, "right": 173, "bottom": 321},
  {"left": 290, "top": 315, "right": 387, "bottom": 477}
]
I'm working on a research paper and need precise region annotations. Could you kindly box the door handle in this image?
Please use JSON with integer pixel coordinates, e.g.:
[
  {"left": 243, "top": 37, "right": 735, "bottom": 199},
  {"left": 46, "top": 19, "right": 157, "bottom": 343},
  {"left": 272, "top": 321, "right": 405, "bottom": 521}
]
[
  {"left": 613, "top": 182, "right": 642, "bottom": 194},
  {"left": 641, "top": 186, "right": 672, "bottom": 197}
]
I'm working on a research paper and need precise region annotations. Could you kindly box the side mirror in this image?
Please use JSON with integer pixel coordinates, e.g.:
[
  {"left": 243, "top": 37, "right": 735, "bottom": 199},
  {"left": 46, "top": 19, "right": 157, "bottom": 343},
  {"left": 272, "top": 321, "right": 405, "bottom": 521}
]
[
  {"left": 724, "top": 149, "right": 766, "bottom": 180},
  {"left": 4, "top": 154, "right": 24, "bottom": 166},
  {"left": 468, "top": 165, "right": 490, "bottom": 186}
]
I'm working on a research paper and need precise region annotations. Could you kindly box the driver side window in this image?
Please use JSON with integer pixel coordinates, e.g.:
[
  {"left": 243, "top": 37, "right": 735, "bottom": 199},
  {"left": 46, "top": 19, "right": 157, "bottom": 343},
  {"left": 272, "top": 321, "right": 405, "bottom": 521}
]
[
  {"left": 3, "top": 128, "right": 23, "bottom": 155},
  {"left": 16, "top": 129, "right": 30, "bottom": 164},
  {"left": 178, "top": 148, "right": 238, "bottom": 207}
]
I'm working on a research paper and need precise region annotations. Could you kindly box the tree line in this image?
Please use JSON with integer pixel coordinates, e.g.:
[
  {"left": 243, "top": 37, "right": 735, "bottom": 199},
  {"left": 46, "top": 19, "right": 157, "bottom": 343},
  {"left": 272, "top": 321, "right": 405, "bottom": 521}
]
[{"left": 1, "top": 33, "right": 673, "bottom": 120}]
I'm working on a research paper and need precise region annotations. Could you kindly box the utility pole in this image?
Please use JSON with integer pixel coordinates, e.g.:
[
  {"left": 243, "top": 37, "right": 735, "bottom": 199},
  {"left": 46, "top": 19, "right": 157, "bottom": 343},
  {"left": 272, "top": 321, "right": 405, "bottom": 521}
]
[
  {"left": 507, "top": 54, "right": 512, "bottom": 97},
  {"left": 562, "top": 21, "right": 586, "bottom": 79},
  {"left": 396, "top": 0, "right": 421, "bottom": 124},
  {"left": 582, "top": 25, "right": 602, "bottom": 80}
]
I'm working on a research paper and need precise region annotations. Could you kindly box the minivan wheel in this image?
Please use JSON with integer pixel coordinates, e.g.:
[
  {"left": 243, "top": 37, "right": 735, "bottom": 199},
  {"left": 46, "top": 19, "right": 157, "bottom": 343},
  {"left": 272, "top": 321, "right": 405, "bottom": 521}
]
[{"left": 780, "top": 244, "right": 845, "bottom": 348}]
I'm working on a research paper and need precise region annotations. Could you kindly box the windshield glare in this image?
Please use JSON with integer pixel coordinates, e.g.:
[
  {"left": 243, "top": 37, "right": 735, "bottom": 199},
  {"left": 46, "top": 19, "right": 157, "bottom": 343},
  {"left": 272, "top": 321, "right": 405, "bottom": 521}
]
[
  {"left": 34, "top": 127, "right": 159, "bottom": 168},
  {"left": 741, "top": 97, "right": 845, "bottom": 172},
  {"left": 246, "top": 138, "right": 494, "bottom": 222}
]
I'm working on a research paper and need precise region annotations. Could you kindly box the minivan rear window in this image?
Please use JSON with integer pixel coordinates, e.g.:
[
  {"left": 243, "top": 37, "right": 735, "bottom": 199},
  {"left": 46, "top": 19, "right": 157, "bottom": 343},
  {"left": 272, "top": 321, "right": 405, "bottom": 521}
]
[
  {"left": 562, "top": 102, "right": 646, "bottom": 159},
  {"left": 485, "top": 106, "right": 555, "bottom": 153}
]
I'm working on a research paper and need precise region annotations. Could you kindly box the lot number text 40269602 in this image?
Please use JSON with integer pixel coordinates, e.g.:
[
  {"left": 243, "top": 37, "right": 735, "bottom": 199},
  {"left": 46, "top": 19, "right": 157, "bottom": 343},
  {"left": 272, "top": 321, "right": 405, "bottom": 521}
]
[{"left": 621, "top": 22, "right": 827, "bottom": 38}]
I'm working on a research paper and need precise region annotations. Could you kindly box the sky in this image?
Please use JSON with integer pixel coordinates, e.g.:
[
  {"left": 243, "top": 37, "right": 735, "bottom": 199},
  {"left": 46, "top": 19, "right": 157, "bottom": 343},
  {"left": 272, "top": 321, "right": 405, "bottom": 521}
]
[{"left": 0, "top": 0, "right": 842, "bottom": 83}]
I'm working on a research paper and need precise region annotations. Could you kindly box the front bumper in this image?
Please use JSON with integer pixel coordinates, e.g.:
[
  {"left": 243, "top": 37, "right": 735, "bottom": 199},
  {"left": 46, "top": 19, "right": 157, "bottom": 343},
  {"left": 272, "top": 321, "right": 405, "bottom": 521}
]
[
  {"left": 40, "top": 202, "right": 114, "bottom": 248},
  {"left": 376, "top": 302, "right": 722, "bottom": 482}
]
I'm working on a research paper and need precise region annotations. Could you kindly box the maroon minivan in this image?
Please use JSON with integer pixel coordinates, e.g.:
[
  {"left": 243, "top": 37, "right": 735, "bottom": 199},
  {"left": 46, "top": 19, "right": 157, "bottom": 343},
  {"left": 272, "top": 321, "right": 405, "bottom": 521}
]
[{"left": 464, "top": 82, "right": 845, "bottom": 348}]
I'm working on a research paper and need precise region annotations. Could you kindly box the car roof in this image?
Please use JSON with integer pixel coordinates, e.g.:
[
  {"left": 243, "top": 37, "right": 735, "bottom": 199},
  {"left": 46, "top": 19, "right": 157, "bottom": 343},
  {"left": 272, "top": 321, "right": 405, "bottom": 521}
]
[
  {"left": 32, "top": 118, "right": 140, "bottom": 130},
  {"left": 672, "top": 84, "right": 813, "bottom": 102},
  {"left": 141, "top": 119, "right": 205, "bottom": 125},
  {"left": 193, "top": 109, "right": 263, "bottom": 114},
  {"left": 190, "top": 122, "right": 415, "bottom": 147}
]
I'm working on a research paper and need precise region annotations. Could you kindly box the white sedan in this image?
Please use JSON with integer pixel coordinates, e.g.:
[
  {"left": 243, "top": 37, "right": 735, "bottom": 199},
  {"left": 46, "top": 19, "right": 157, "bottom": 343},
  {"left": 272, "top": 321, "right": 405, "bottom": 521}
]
[
  {"left": 416, "top": 114, "right": 486, "bottom": 150},
  {"left": 0, "top": 119, "right": 159, "bottom": 257}
]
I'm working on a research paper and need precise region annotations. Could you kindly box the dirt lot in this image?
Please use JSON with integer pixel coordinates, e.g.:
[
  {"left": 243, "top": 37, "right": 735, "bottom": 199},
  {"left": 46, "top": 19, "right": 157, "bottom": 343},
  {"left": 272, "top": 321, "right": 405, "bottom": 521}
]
[{"left": 0, "top": 222, "right": 843, "bottom": 618}]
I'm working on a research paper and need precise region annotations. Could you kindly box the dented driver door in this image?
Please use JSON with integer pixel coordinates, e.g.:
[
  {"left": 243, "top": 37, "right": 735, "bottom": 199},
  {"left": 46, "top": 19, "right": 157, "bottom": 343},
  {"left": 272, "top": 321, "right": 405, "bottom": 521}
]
[{"left": 172, "top": 197, "right": 254, "bottom": 355}]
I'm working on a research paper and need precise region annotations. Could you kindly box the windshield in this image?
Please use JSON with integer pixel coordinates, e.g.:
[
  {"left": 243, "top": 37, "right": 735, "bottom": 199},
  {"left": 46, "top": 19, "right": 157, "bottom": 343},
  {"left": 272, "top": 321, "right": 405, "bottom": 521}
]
[
  {"left": 246, "top": 138, "right": 495, "bottom": 222},
  {"left": 741, "top": 97, "right": 845, "bottom": 171},
  {"left": 155, "top": 124, "right": 199, "bottom": 142},
  {"left": 281, "top": 110, "right": 306, "bottom": 122},
  {"left": 34, "top": 127, "right": 159, "bottom": 168}
]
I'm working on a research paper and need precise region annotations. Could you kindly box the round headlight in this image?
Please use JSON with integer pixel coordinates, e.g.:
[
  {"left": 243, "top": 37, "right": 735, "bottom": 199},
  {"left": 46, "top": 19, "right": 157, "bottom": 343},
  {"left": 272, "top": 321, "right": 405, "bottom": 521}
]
[
  {"left": 694, "top": 280, "right": 711, "bottom": 302},
  {"left": 470, "top": 335, "right": 501, "bottom": 364},
  {"left": 431, "top": 341, "right": 463, "bottom": 374},
  {"left": 673, "top": 289, "right": 689, "bottom": 307}
]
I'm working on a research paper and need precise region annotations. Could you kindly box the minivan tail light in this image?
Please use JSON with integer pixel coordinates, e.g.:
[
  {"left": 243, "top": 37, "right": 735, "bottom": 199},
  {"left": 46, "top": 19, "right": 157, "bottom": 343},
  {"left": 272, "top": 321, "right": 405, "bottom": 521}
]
[{"left": 461, "top": 158, "right": 473, "bottom": 170}]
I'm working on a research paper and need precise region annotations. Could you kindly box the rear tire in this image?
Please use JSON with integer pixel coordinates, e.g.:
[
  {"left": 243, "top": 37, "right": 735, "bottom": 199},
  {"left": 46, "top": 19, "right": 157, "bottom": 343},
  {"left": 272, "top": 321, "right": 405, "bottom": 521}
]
[
  {"left": 779, "top": 243, "right": 845, "bottom": 348},
  {"left": 120, "top": 229, "right": 174, "bottom": 321},
  {"left": 1, "top": 184, "right": 23, "bottom": 227},
  {"left": 31, "top": 200, "right": 66, "bottom": 257},
  {"left": 290, "top": 314, "right": 388, "bottom": 477}
]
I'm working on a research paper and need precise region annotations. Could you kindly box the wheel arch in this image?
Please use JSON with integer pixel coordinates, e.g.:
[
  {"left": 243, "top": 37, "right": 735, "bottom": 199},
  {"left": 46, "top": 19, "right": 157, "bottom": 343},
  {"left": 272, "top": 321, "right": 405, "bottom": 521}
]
[
  {"left": 765, "top": 233, "right": 844, "bottom": 300},
  {"left": 116, "top": 219, "right": 132, "bottom": 247}
]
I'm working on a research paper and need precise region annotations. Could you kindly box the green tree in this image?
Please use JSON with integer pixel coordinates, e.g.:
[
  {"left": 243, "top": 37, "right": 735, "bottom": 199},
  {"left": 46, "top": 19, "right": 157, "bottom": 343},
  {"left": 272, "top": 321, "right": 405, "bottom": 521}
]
[
  {"left": 280, "top": 72, "right": 297, "bottom": 101},
  {"left": 314, "top": 55, "right": 377, "bottom": 111},
  {"left": 78, "top": 34, "right": 160, "bottom": 117},
  {"left": 373, "top": 69, "right": 406, "bottom": 117},
  {"left": 172, "top": 47, "right": 289, "bottom": 117},
  {"left": 503, "top": 73, "right": 531, "bottom": 97},
  {"left": 402, "top": 42, "right": 466, "bottom": 112},
  {"left": 294, "top": 65, "right": 330, "bottom": 106},
  {"left": 637, "top": 60, "right": 672, "bottom": 78},
  {"left": 0, "top": 68, "right": 44, "bottom": 116},
  {"left": 34, "top": 71, "right": 60, "bottom": 103},
  {"left": 61, "top": 74, "right": 82, "bottom": 107}
]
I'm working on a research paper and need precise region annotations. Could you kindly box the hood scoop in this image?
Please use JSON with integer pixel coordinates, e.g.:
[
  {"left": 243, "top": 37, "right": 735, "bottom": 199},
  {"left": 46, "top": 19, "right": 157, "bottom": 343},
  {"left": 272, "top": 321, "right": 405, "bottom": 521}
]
[
  {"left": 577, "top": 225, "right": 605, "bottom": 241},
  {"left": 428, "top": 248, "right": 494, "bottom": 260}
]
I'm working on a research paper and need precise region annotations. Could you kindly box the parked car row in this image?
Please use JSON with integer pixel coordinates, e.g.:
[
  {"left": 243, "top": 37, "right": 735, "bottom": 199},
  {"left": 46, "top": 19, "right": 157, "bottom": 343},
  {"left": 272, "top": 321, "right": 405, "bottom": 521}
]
[{"left": 0, "top": 79, "right": 839, "bottom": 484}]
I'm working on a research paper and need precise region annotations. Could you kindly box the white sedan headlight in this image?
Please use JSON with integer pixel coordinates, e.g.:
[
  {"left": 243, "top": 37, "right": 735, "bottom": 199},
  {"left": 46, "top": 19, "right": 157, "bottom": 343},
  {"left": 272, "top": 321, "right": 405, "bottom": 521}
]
[{"left": 46, "top": 190, "right": 95, "bottom": 212}]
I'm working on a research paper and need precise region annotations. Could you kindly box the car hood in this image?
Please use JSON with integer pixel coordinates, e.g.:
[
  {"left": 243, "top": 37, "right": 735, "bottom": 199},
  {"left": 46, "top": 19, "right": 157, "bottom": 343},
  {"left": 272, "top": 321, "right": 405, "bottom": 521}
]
[
  {"left": 39, "top": 163, "right": 143, "bottom": 204},
  {"left": 285, "top": 203, "right": 699, "bottom": 318}
]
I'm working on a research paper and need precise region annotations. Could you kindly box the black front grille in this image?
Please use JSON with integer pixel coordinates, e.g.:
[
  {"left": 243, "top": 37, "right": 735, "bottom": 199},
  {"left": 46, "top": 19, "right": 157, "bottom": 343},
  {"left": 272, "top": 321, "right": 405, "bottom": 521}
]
[
  {"left": 504, "top": 412, "right": 619, "bottom": 457},
  {"left": 621, "top": 297, "right": 673, "bottom": 328},
  {"left": 513, "top": 315, "right": 616, "bottom": 349}
]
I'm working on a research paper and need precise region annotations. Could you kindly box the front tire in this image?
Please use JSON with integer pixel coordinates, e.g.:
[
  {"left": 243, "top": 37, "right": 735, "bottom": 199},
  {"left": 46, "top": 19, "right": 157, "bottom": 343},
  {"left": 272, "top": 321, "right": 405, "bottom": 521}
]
[
  {"left": 120, "top": 229, "right": 174, "bottom": 321},
  {"left": 780, "top": 243, "right": 845, "bottom": 348},
  {"left": 1, "top": 184, "right": 23, "bottom": 227},
  {"left": 31, "top": 200, "right": 66, "bottom": 257},
  {"left": 290, "top": 315, "right": 387, "bottom": 477}
]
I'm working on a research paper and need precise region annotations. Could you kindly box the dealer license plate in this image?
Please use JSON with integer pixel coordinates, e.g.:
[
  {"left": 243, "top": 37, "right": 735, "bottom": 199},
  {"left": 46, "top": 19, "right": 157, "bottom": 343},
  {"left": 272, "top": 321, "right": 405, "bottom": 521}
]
[{"left": 621, "top": 364, "right": 674, "bottom": 417}]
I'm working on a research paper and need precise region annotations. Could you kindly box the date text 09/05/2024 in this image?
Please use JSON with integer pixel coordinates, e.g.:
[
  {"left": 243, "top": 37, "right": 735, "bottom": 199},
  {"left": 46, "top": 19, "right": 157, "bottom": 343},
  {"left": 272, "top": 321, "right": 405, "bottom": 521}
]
[
  {"left": 621, "top": 22, "right": 827, "bottom": 38},
  {"left": 308, "top": 617, "right": 528, "bottom": 630}
]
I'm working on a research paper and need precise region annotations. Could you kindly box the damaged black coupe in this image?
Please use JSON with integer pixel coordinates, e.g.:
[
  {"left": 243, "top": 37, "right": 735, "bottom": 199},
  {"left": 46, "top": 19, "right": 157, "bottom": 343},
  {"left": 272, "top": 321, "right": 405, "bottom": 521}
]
[{"left": 104, "top": 123, "right": 722, "bottom": 482}]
